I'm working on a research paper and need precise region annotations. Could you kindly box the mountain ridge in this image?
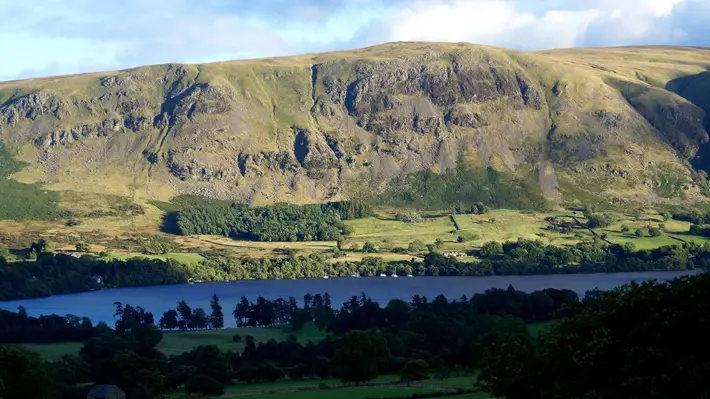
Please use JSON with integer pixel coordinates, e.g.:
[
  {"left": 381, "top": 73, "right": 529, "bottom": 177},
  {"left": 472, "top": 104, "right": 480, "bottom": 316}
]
[{"left": 1, "top": 41, "right": 710, "bottom": 215}]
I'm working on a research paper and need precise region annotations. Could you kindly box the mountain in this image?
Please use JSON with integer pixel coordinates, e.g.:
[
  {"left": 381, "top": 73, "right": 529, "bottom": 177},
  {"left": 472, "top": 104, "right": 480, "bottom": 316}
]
[{"left": 1, "top": 42, "right": 710, "bottom": 214}]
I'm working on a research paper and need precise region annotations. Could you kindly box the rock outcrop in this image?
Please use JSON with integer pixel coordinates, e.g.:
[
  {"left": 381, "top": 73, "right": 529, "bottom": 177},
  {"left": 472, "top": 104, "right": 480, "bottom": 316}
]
[{"left": 1, "top": 42, "right": 709, "bottom": 206}]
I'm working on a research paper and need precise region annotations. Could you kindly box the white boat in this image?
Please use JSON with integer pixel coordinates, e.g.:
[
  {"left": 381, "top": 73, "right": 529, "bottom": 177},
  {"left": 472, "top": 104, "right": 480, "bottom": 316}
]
[
  {"left": 323, "top": 276, "right": 329, "bottom": 279},
  {"left": 351, "top": 274, "right": 360, "bottom": 278},
  {"left": 391, "top": 274, "right": 398, "bottom": 278},
  {"left": 391, "top": 266, "right": 398, "bottom": 277},
  {"left": 407, "top": 274, "right": 413, "bottom": 277},
  {"left": 380, "top": 273, "right": 387, "bottom": 277}
]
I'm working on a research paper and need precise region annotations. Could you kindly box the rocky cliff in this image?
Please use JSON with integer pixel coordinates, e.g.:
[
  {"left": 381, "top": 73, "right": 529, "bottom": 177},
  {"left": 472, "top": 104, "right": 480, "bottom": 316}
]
[{"left": 1, "top": 42, "right": 709, "bottom": 209}]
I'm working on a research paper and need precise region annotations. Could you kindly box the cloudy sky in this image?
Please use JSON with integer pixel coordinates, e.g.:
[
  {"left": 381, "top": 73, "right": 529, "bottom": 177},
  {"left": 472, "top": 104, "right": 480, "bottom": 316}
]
[{"left": 1, "top": 0, "right": 708, "bottom": 81}]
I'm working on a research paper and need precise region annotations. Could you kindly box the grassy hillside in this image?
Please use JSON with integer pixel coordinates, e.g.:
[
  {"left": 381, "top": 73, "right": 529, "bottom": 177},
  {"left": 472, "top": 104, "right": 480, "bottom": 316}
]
[{"left": 1, "top": 42, "right": 710, "bottom": 220}]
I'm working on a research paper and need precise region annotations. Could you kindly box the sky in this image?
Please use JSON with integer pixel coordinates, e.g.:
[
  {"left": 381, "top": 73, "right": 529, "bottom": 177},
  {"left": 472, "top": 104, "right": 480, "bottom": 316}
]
[{"left": 0, "top": 0, "right": 709, "bottom": 81}]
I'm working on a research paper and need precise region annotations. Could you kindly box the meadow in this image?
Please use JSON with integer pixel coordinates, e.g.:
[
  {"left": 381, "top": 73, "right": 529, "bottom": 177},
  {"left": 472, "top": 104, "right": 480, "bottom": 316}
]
[
  {"left": 167, "top": 375, "right": 485, "bottom": 399},
  {"left": 5, "top": 203, "right": 707, "bottom": 267},
  {"left": 21, "top": 323, "right": 327, "bottom": 360}
]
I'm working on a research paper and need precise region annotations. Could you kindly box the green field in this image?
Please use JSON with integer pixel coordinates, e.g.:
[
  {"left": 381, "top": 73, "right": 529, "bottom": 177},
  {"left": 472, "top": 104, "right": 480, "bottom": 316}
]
[
  {"left": 22, "top": 323, "right": 327, "bottom": 360},
  {"left": 226, "top": 386, "right": 442, "bottom": 399},
  {"left": 20, "top": 341, "right": 85, "bottom": 361},
  {"left": 106, "top": 252, "right": 206, "bottom": 265},
  {"left": 217, "top": 375, "right": 401, "bottom": 397},
  {"left": 169, "top": 375, "right": 483, "bottom": 399}
]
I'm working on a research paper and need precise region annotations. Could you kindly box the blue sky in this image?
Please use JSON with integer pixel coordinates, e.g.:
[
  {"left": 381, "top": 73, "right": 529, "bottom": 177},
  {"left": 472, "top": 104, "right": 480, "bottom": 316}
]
[{"left": 0, "top": 0, "right": 708, "bottom": 81}]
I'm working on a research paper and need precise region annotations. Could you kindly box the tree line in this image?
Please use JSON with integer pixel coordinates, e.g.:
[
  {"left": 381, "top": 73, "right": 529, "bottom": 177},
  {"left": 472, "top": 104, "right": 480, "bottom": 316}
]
[
  {"left": 424, "top": 238, "right": 709, "bottom": 276},
  {"left": 4, "top": 273, "right": 708, "bottom": 399},
  {"left": 176, "top": 200, "right": 371, "bottom": 241},
  {"left": 0, "top": 284, "right": 580, "bottom": 399},
  {"left": 2, "top": 238, "right": 708, "bottom": 301},
  {"left": 0, "top": 308, "right": 95, "bottom": 344},
  {"left": 477, "top": 271, "right": 710, "bottom": 399}
]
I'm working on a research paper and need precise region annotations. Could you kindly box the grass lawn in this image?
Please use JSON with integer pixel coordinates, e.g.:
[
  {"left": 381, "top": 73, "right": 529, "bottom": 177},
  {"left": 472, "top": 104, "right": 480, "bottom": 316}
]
[
  {"left": 221, "top": 375, "right": 400, "bottom": 396},
  {"left": 453, "top": 209, "right": 579, "bottom": 247},
  {"left": 23, "top": 323, "right": 327, "bottom": 359},
  {"left": 20, "top": 341, "right": 84, "bottom": 361},
  {"left": 227, "top": 386, "right": 443, "bottom": 399},
  {"left": 201, "top": 376, "right": 483, "bottom": 399},
  {"left": 345, "top": 217, "right": 457, "bottom": 248},
  {"left": 158, "top": 323, "right": 326, "bottom": 356}
]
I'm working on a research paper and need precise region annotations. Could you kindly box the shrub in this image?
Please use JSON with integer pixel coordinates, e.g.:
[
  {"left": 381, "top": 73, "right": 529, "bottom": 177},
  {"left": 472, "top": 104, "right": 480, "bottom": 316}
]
[
  {"left": 480, "top": 242, "right": 504, "bottom": 257},
  {"left": 362, "top": 242, "right": 378, "bottom": 253},
  {"left": 649, "top": 227, "right": 662, "bottom": 237},
  {"left": 184, "top": 374, "right": 225, "bottom": 397},
  {"left": 400, "top": 359, "right": 429, "bottom": 383},
  {"left": 408, "top": 240, "right": 426, "bottom": 252},
  {"left": 586, "top": 213, "right": 614, "bottom": 229}
]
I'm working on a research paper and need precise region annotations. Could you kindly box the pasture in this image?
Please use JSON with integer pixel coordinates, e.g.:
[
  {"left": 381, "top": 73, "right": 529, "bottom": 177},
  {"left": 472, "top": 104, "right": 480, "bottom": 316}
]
[{"left": 21, "top": 323, "right": 327, "bottom": 359}]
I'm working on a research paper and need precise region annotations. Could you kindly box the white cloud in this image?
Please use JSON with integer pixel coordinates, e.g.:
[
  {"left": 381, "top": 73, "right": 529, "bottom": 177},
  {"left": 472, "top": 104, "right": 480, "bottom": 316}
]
[
  {"left": 0, "top": 0, "right": 707, "bottom": 82},
  {"left": 363, "top": 0, "right": 698, "bottom": 50},
  {"left": 382, "top": 1, "right": 600, "bottom": 49}
]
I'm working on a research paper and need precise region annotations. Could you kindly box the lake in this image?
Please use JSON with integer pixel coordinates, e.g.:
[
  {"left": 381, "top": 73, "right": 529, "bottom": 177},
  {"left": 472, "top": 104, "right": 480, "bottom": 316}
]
[{"left": 0, "top": 270, "right": 702, "bottom": 327}]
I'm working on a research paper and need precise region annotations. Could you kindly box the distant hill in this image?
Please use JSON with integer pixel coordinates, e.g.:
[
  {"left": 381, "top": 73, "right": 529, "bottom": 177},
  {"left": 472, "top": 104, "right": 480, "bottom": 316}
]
[{"left": 1, "top": 42, "right": 710, "bottom": 215}]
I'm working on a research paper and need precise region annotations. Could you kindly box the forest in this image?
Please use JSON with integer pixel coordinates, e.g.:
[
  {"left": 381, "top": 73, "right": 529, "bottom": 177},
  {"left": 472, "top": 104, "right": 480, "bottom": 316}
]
[
  {"left": 1, "top": 238, "right": 708, "bottom": 301},
  {"left": 2, "top": 273, "right": 708, "bottom": 399},
  {"left": 175, "top": 200, "right": 371, "bottom": 241},
  {"left": 0, "top": 285, "right": 579, "bottom": 398}
]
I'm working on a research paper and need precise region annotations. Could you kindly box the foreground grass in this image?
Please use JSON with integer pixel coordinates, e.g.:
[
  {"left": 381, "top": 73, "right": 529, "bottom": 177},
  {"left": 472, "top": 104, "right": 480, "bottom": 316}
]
[
  {"left": 158, "top": 323, "right": 326, "bottom": 356},
  {"left": 226, "top": 386, "right": 443, "bottom": 399},
  {"left": 168, "top": 375, "right": 483, "bottom": 399},
  {"left": 22, "top": 323, "right": 327, "bottom": 359},
  {"left": 20, "top": 341, "right": 84, "bottom": 361}
]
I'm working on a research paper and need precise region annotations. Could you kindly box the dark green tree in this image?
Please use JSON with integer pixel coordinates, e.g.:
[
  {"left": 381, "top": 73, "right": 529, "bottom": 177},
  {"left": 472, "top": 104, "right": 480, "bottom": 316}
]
[
  {"left": 159, "top": 310, "right": 179, "bottom": 330},
  {"left": 209, "top": 294, "right": 224, "bottom": 329},
  {"left": 480, "top": 241, "right": 504, "bottom": 257},
  {"left": 479, "top": 274, "right": 710, "bottom": 399},
  {"left": 192, "top": 308, "right": 209, "bottom": 330},
  {"left": 176, "top": 301, "right": 192, "bottom": 330},
  {"left": 362, "top": 242, "right": 377, "bottom": 253},
  {"left": 184, "top": 374, "right": 224, "bottom": 397},
  {"left": 0, "top": 345, "right": 54, "bottom": 399},
  {"left": 333, "top": 331, "right": 391, "bottom": 384},
  {"left": 400, "top": 359, "right": 429, "bottom": 385}
]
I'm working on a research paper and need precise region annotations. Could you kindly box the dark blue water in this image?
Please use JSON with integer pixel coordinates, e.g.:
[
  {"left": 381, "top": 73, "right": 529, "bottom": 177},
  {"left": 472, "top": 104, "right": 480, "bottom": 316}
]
[{"left": 0, "top": 271, "right": 702, "bottom": 327}]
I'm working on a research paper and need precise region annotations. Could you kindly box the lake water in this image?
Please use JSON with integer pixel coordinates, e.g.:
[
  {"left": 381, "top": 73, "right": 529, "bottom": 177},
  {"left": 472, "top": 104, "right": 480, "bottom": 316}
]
[{"left": 1, "top": 270, "right": 703, "bottom": 327}]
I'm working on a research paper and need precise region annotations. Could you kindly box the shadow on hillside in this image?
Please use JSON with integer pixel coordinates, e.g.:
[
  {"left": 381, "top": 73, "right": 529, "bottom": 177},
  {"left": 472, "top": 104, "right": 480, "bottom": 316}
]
[
  {"left": 160, "top": 211, "right": 181, "bottom": 235},
  {"left": 666, "top": 70, "right": 710, "bottom": 172}
]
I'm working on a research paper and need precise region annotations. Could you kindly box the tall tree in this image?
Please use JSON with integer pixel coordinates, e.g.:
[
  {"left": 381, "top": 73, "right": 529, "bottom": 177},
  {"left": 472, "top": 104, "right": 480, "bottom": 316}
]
[
  {"left": 159, "top": 310, "right": 179, "bottom": 331},
  {"left": 209, "top": 294, "right": 224, "bottom": 329},
  {"left": 192, "top": 308, "right": 209, "bottom": 330},
  {"left": 176, "top": 301, "right": 192, "bottom": 331}
]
